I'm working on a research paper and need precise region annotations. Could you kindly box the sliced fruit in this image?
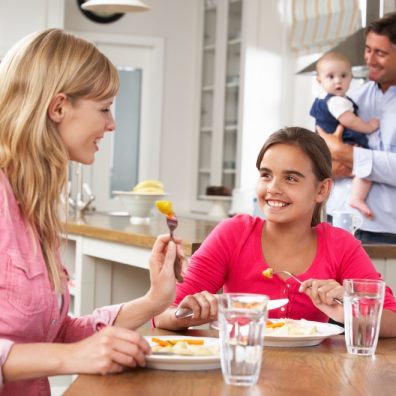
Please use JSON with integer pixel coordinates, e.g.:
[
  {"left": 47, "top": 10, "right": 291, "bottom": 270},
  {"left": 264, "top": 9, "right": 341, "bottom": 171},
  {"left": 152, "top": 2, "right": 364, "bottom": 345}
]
[{"left": 156, "top": 200, "right": 173, "bottom": 216}]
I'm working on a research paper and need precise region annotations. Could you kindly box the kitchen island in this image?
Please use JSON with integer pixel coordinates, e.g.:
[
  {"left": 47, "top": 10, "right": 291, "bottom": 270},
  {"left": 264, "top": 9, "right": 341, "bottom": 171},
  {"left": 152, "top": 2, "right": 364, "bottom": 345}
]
[{"left": 62, "top": 212, "right": 396, "bottom": 317}]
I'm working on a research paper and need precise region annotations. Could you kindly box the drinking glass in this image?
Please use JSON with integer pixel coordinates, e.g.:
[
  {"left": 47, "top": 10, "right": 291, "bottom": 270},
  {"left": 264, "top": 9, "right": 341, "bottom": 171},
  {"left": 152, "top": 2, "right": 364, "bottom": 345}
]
[
  {"left": 343, "top": 279, "right": 385, "bottom": 356},
  {"left": 218, "top": 293, "right": 268, "bottom": 386}
]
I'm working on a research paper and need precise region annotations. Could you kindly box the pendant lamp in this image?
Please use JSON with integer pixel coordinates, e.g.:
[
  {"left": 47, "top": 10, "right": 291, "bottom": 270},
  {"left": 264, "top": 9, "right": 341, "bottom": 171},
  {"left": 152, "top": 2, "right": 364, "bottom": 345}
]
[{"left": 81, "top": 0, "right": 150, "bottom": 13}]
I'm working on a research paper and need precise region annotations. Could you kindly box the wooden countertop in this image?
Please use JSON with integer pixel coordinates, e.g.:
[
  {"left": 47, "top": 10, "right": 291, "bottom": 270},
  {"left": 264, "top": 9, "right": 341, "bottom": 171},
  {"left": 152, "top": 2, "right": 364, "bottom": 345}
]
[
  {"left": 64, "top": 213, "right": 396, "bottom": 258},
  {"left": 65, "top": 327, "right": 396, "bottom": 396},
  {"left": 64, "top": 212, "right": 218, "bottom": 256}
]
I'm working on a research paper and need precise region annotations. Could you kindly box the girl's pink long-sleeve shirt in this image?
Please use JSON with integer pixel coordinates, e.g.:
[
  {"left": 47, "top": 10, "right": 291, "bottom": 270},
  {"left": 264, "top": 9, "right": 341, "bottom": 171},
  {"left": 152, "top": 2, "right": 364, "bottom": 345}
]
[
  {"left": 0, "top": 171, "right": 122, "bottom": 395},
  {"left": 175, "top": 214, "right": 396, "bottom": 321}
]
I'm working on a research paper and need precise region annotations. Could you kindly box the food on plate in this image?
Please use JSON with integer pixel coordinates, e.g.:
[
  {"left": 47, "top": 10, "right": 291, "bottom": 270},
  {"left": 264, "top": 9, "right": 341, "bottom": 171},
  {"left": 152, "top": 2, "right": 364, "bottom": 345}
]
[
  {"left": 262, "top": 268, "right": 274, "bottom": 278},
  {"left": 152, "top": 337, "right": 204, "bottom": 346},
  {"left": 266, "top": 320, "right": 286, "bottom": 329},
  {"left": 266, "top": 319, "right": 318, "bottom": 336},
  {"left": 151, "top": 338, "right": 219, "bottom": 356},
  {"left": 155, "top": 200, "right": 173, "bottom": 217},
  {"left": 132, "top": 179, "right": 165, "bottom": 194}
]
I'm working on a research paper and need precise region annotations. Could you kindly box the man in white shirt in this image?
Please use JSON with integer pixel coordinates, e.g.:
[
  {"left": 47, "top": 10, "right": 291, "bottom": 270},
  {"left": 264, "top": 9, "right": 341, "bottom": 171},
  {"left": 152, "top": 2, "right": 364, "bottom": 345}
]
[{"left": 319, "top": 12, "right": 396, "bottom": 243}]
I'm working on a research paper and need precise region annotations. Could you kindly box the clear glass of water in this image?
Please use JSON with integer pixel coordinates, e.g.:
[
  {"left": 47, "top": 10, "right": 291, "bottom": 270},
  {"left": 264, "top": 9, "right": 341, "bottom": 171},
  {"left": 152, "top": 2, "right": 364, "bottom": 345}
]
[
  {"left": 343, "top": 279, "right": 385, "bottom": 356},
  {"left": 218, "top": 293, "right": 268, "bottom": 386}
]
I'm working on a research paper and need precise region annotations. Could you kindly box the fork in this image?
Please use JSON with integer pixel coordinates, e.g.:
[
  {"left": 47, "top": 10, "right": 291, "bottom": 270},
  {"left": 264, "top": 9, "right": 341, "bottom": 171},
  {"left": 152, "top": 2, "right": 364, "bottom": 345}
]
[
  {"left": 270, "top": 270, "right": 343, "bottom": 305},
  {"left": 166, "top": 215, "right": 184, "bottom": 283}
]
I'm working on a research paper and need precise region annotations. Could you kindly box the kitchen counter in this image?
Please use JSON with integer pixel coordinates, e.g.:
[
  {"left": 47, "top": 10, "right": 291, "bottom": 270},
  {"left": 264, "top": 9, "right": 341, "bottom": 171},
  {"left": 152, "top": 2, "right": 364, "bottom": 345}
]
[
  {"left": 63, "top": 212, "right": 396, "bottom": 317},
  {"left": 64, "top": 212, "right": 219, "bottom": 256},
  {"left": 64, "top": 212, "right": 396, "bottom": 258}
]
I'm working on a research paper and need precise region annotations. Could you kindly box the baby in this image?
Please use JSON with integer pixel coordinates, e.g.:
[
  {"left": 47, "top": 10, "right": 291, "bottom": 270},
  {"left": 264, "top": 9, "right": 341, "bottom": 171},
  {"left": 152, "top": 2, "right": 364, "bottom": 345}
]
[{"left": 310, "top": 51, "right": 379, "bottom": 219}]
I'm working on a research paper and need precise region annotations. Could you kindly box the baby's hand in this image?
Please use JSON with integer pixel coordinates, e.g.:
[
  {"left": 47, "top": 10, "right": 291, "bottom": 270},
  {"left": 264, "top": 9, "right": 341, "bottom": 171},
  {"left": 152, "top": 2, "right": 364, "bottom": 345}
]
[{"left": 367, "top": 118, "right": 380, "bottom": 132}]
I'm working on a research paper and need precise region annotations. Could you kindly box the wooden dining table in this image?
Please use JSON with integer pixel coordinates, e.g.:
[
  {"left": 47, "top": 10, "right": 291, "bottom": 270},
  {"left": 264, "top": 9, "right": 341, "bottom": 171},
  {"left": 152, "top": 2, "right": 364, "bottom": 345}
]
[{"left": 64, "top": 327, "right": 396, "bottom": 396}]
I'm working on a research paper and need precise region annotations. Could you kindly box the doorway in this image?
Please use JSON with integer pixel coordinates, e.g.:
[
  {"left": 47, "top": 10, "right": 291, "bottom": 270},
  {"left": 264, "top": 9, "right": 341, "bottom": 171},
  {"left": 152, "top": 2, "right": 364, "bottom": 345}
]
[{"left": 70, "top": 31, "right": 164, "bottom": 212}]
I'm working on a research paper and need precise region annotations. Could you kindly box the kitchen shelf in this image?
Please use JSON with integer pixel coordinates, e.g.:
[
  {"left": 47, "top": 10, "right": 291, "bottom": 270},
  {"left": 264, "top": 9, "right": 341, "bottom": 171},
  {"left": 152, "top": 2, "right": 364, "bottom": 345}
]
[
  {"left": 195, "top": 0, "right": 243, "bottom": 208},
  {"left": 225, "top": 124, "right": 238, "bottom": 131},
  {"left": 203, "top": 44, "right": 216, "bottom": 51},
  {"left": 202, "top": 85, "right": 215, "bottom": 92},
  {"left": 228, "top": 38, "right": 241, "bottom": 45}
]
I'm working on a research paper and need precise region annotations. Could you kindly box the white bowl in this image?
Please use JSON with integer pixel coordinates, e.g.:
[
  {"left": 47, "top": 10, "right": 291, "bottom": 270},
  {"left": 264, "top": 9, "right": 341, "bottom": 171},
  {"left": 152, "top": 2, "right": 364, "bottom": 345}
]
[{"left": 113, "top": 191, "right": 167, "bottom": 224}]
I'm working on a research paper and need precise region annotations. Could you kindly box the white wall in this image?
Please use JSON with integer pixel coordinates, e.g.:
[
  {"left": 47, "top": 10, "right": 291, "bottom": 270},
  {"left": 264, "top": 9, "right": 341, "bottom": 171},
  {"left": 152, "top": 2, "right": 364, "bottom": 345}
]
[
  {"left": 0, "top": 0, "right": 64, "bottom": 57},
  {"left": 64, "top": 0, "right": 200, "bottom": 215},
  {"left": 1, "top": 0, "right": 314, "bottom": 216},
  {"left": 239, "top": 0, "right": 292, "bottom": 192}
]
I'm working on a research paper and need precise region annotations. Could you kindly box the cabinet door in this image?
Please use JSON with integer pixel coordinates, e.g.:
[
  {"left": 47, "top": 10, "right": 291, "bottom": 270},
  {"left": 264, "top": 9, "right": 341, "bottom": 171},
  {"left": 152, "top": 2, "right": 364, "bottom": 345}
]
[{"left": 194, "top": 0, "right": 242, "bottom": 213}]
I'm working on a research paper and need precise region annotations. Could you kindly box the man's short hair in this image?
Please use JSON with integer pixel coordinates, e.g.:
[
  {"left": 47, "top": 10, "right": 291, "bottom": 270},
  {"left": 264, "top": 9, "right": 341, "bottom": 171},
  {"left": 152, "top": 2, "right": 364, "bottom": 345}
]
[{"left": 366, "top": 12, "right": 396, "bottom": 46}]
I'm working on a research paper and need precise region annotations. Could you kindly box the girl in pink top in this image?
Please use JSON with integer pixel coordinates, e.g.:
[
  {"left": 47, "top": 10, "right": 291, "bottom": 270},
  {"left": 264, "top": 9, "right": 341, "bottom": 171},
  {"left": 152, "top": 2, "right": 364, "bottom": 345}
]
[
  {"left": 155, "top": 127, "right": 396, "bottom": 337},
  {"left": 0, "top": 29, "right": 184, "bottom": 395}
]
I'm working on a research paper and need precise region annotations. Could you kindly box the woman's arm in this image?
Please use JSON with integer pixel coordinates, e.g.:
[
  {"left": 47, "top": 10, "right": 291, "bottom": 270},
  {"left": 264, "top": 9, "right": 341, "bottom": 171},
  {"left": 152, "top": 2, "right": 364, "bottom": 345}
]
[
  {"left": 2, "top": 326, "right": 150, "bottom": 383},
  {"left": 2, "top": 234, "right": 184, "bottom": 383},
  {"left": 155, "top": 216, "right": 244, "bottom": 330},
  {"left": 113, "top": 235, "right": 186, "bottom": 329}
]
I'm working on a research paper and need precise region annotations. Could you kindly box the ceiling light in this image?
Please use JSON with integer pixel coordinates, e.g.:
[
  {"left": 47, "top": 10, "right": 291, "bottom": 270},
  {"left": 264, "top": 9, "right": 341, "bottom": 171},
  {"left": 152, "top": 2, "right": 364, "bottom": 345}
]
[{"left": 81, "top": 0, "right": 150, "bottom": 13}]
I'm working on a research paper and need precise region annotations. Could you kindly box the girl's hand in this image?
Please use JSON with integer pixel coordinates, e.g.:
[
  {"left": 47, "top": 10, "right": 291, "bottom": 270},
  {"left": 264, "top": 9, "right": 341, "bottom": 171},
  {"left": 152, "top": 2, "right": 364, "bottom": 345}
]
[
  {"left": 66, "top": 326, "right": 150, "bottom": 375},
  {"left": 146, "top": 234, "right": 188, "bottom": 312},
  {"left": 299, "top": 279, "right": 344, "bottom": 323},
  {"left": 175, "top": 291, "right": 218, "bottom": 326}
]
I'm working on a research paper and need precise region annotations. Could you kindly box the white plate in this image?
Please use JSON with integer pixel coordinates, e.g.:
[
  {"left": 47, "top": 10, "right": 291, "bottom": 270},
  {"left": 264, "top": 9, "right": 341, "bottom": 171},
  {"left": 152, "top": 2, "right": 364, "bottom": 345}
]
[
  {"left": 145, "top": 336, "right": 220, "bottom": 371},
  {"left": 264, "top": 319, "right": 344, "bottom": 347},
  {"left": 268, "top": 298, "right": 289, "bottom": 310}
]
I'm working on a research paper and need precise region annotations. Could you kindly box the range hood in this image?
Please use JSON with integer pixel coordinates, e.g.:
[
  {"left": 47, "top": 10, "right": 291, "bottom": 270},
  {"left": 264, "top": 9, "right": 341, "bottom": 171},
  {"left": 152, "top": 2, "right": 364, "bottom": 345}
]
[{"left": 297, "top": 0, "right": 382, "bottom": 76}]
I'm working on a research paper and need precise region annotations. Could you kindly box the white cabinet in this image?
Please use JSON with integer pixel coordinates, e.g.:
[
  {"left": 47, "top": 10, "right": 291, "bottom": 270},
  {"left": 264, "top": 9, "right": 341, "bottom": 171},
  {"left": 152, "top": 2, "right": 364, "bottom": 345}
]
[
  {"left": 61, "top": 235, "right": 152, "bottom": 316},
  {"left": 195, "top": 0, "right": 242, "bottom": 206},
  {"left": 193, "top": 0, "right": 276, "bottom": 216}
]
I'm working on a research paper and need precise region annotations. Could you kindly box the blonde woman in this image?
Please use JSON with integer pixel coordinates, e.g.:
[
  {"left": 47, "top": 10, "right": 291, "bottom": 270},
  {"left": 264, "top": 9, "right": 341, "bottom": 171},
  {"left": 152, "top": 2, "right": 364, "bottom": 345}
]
[{"left": 0, "top": 29, "right": 184, "bottom": 395}]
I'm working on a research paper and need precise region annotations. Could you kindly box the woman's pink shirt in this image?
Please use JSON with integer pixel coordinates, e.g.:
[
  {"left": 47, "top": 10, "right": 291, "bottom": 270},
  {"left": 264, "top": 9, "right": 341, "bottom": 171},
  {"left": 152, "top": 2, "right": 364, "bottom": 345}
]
[{"left": 0, "top": 171, "right": 122, "bottom": 395}]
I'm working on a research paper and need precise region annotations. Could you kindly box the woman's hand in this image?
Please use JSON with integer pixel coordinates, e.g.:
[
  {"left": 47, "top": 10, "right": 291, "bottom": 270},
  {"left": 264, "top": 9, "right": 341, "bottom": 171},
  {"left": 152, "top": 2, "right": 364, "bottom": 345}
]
[
  {"left": 66, "top": 326, "right": 150, "bottom": 375},
  {"left": 175, "top": 291, "right": 218, "bottom": 327},
  {"left": 113, "top": 234, "right": 188, "bottom": 329},
  {"left": 299, "top": 279, "right": 344, "bottom": 323},
  {"left": 146, "top": 234, "right": 188, "bottom": 312}
]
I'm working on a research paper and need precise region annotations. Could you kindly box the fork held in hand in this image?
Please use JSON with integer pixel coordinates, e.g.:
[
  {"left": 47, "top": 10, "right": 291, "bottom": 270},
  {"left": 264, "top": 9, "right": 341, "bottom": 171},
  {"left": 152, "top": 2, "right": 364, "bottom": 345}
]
[
  {"left": 272, "top": 270, "right": 343, "bottom": 305},
  {"left": 166, "top": 215, "right": 184, "bottom": 283}
]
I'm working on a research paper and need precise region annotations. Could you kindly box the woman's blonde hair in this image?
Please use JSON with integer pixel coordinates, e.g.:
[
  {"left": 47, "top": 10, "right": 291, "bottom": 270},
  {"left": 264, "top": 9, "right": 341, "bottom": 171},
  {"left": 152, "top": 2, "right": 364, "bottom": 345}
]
[{"left": 0, "top": 29, "right": 119, "bottom": 292}]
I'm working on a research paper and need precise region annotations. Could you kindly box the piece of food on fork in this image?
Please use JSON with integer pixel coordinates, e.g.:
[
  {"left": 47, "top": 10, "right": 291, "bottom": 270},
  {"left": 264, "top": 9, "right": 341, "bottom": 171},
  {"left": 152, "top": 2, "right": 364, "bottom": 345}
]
[
  {"left": 155, "top": 200, "right": 184, "bottom": 282},
  {"left": 262, "top": 268, "right": 274, "bottom": 279}
]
